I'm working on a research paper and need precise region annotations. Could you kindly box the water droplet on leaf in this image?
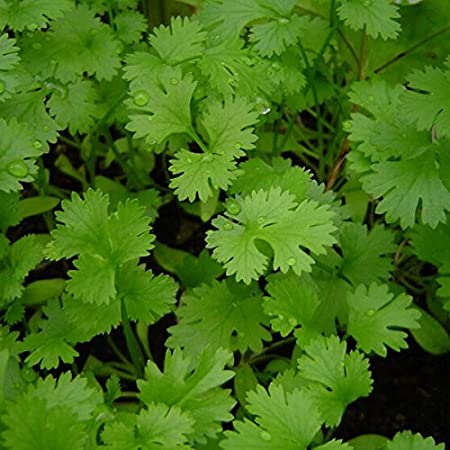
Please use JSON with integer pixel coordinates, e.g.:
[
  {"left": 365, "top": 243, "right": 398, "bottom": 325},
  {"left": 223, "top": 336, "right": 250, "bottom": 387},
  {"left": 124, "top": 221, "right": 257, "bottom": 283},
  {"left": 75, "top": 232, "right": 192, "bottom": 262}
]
[
  {"left": 224, "top": 223, "right": 234, "bottom": 231},
  {"left": 186, "top": 158, "right": 192, "bottom": 163},
  {"left": 234, "top": 143, "right": 242, "bottom": 149},
  {"left": 32, "top": 42, "right": 42, "bottom": 50},
  {"left": 43, "top": 125, "right": 50, "bottom": 132},
  {"left": 288, "top": 318, "right": 297, "bottom": 327},
  {"left": 133, "top": 90, "right": 149, "bottom": 107},
  {"left": 343, "top": 120, "right": 352, "bottom": 130},
  {"left": 227, "top": 201, "right": 241, "bottom": 215},
  {"left": 278, "top": 17, "right": 289, "bottom": 24},
  {"left": 261, "top": 105, "right": 271, "bottom": 115},
  {"left": 366, "top": 309, "right": 375, "bottom": 317},
  {"left": 7, "top": 160, "right": 29, "bottom": 178},
  {"left": 169, "top": 77, "right": 178, "bottom": 85},
  {"left": 287, "top": 257, "right": 296, "bottom": 266},
  {"left": 257, "top": 216, "right": 265, "bottom": 224},
  {"left": 32, "top": 140, "right": 43, "bottom": 149}
]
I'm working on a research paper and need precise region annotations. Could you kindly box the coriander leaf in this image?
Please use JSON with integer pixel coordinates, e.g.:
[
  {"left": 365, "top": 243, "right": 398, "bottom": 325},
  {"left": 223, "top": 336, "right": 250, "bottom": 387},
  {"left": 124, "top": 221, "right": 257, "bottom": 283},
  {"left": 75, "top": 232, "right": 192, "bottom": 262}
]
[
  {"left": 412, "top": 220, "right": 450, "bottom": 301},
  {"left": 206, "top": 187, "right": 337, "bottom": 284},
  {"left": 1, "top": 373, "right": 101, "bottom": 450},
  {"left": 263, "top": 272, "right": 322, "bottom": 346},
  {"left": 167, "top": 279, "right": 271, "bottom": 355},
  {"left": 102, "top": 405, "right": 195, "bottom": 449},
  {"left": 150, "top": 16, "right": 207, "bottom": 65},
  {"left": 230, "top": 157, "right": 312, "bottom": 202},
  {"left": 338, "top": 0, "right": 401, "bottom": 39},
  {"left": 169, "top": 96, "right": 258, "bottom": 202},
  {"left": 0, "top": 235, "right": 43, "bottom": 304},
  {"left": 169, "top": 149, "right": 237, "bottom": 203},
  {"left": 298, "top": 336, "right": 373, "bottom": 426},
  {"left": 22, "top": 302, "right": 79, "bottom": 369},
  {"left": 137, "top": 347, "right": 235, "bottom": 443},
  {"left": 250, "top": 14, "right": 305, "bottom": 57},
  {"left": 339, "top": 222, "right": 396, "bottom": 286},
  {"left": 0, "top": 34, "right": 21, "bottom": 101},
  {"left": 221, "top": 384, "right": 323, "bottom": 450},
  {"left": 362, "top": 148, "right": 450, "bottom": 229},
  {"left": 198, "top": 0, "right": 268, "bottom": 38},
  {"left": 0, "top": 90, "right": 59, "bottom": 144},
  {"left": 126, "top": 65, "right": 197, "bottom": 145},
  {"left": 0, "top": 0, "right": 72, "bottom": 31},
  {"left": 0, "top": 191, "right": 20, "bottom": 231},
  {"left": 117, "top": 263, "right": 178, "bottom": 324},
  {"left": 21, "top": 4, "right": 121, "bottom": 82},
  {"left": 0, "top": 119, "right": 47, "bottom": 192},
  {"left": 346, "top": 283, "right": 421, "bottom": 356},
  {"left": 48, "top": 80, "right": 100, "bottom": 135},
  {"left": 46, "top": 190, "right": 155, "bottom": 305},
  {"left": 114, "top": 10, "right": 147, "bottom": 44},
  {"left": 387, "top": 431, "right": 445, "bottom": 450},
  {"left": 402, "top": 63, "right": 450, "bottom": 138}
]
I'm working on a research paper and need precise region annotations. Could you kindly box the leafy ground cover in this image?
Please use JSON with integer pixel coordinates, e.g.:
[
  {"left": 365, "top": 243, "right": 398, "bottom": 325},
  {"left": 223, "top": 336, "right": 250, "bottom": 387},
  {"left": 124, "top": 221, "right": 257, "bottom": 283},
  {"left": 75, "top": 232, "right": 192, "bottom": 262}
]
[{"left": 1, "top": 0, "right": 450, "bottom": 448}]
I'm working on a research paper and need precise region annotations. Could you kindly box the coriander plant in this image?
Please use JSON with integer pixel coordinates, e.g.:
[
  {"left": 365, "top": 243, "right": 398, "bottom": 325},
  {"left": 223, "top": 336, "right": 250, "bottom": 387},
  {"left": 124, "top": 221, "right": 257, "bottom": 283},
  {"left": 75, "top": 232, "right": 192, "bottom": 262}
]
[{"left": 0, "top": 0, "right": 449, "bottom": 448}]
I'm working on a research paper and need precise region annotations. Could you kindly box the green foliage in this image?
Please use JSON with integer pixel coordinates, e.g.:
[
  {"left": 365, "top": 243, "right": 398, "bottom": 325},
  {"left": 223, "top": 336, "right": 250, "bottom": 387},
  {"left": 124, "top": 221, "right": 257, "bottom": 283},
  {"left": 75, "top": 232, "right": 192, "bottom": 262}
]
[{"left": 0, "top": 0, "right": 448, "bottom": 448}]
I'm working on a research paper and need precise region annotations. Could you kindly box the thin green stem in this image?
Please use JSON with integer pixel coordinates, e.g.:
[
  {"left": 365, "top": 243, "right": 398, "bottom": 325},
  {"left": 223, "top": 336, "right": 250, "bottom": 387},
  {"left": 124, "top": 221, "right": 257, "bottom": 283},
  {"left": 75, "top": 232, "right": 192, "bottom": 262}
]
[
  {"left": 121, "top": 298, "right": 145, "bottom": 378},
  {"left": 106, "top": 335, "right": 134, "bottom": 370},
  {"left": 358, "top": 31, "right": 369, "bottom": 81}
]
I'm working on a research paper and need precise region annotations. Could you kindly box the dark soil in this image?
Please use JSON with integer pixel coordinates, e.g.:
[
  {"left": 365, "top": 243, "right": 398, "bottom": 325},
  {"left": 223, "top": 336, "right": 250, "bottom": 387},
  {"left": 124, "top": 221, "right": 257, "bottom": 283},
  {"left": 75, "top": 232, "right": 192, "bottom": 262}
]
[{"left": 337, "top": 339, "right": 450, "bottom": 446}]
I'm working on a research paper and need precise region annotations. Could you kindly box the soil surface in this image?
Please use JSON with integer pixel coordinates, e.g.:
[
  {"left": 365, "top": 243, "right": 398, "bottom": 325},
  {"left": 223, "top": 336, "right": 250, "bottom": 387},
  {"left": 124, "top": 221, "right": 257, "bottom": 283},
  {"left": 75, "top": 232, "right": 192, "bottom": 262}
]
[{"left": 337, "top": 339, "right": 450, "bottom": 446}]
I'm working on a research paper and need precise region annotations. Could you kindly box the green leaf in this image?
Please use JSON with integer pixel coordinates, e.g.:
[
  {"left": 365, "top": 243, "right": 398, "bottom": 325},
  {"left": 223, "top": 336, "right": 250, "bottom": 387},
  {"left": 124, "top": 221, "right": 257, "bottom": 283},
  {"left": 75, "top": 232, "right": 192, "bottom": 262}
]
[
  {"left": 0, "top": 235, "right": 43, "bottom": 304},
  {"left": 137, "top": 347, "right": 235, "bottom": 443},
  {"left": 169, "top": 96, "right": 258, "bottom": 202},
  {"left": 0, "top": 0, "right": 72, "bottom": 31},
  {"left": 150, "top": 16, "right": 207, "bottom": 65},
  {"left": 21, "top": 4, "right": 121, "bottom": 82},
  {"left": 167, "top": 279, "right": 271, "bottom": 355},
  {"left": 1, "top": 372, "right": 102, "bottom": 450},
  {"left": 297, "top": 336, "right": 373, "bottom": 426},
  {"left": 46, "top": 190, "right": 155, "bottom": 305},
  {"left": 346, "top": 283, "right": 421, "bottom": 356},
  {"left": 348, "top": 434, "right": 389, "bottom": 450},
  {"left": 22, "top": 302, "right": 79, "bottom": 369},
  {"left": 48, "top": 80, "right": 100, "bottom": 134},
  {"left": 387, "top": 431, "right": 445, "bottom": 450},
  {"left": 206, "top": 187, "right": 337, "bottom": 284},
  {"left": 410, "top": 306, "right": 450, "bottom": 355},
  {"left": 339, "top": 222, "right": 396, "bottom": 286},
  {"left": 19, "top": 196, "right": 60, "bottom": 219},
  {"left": 338, "top": 0, "right": 401, "bottom": 39},
  {"left": 221, "top": 383, "right": 323, "bottom": 450},
  {"left": 0, "top": 119, "right": 46, "bottom": 192},
  {"left": 126, "top": 65, "right": 197, "bottom": 145},
  {"left": 102, "top": 405, "right": 195, "bottom": 449},
  {"left": 263, "top": 272, "right": 322, "bottom": 346},
  {"left": 234, "top": 364, "right": 258, "bottom": 407},
  {"left": 114, "top": 10, "right": 147, "bottom": 44},
  {"left": 0, "top": 191, "right": 20, "bottom": 231},
  {"left": 402, "top": 62, "right": 450, "bottom": 138}
]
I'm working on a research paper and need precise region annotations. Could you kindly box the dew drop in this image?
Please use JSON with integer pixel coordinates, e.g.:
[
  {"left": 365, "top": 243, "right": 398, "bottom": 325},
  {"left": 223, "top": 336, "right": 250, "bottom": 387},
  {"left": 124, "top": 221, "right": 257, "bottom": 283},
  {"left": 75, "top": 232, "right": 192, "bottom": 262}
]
[
  {"left": 366, "top": 309, "right": 375, "bottom": 317},
  {"left": 147, "top": 115, "right": 154, "bottom": 121},
  {"left": 0, "top": 81, "right": 5, "bottom": 95},
  {"left": 169, "top": 77, "right": 179, "bottom": 85},
  {"left": 186, "top": 158, "right": 192, "bottom": 163},
  {"left": 287, "top": 257, "right": 296, "bottom": 266},
  {"left": 43, "top": 125, "right": 50, "bottom": 132},
  {"left": 364, "top": 0, "right": 372, "bottom": 6},
  {"left": 133, "top": 90, "right": 149, "bottom": 107},
  {"left": 149, "top": 138, "right": 157, "bottom": 145},
  {"left": 234, "top": 143, "right": 242, "bottom": 149},
  {"left": 29, "top": 23, "right": 38, "bottom": 31},
  {"left": 271, "top": 61, "right": 281, "bottom": 70},
  {"left": 278, "top": 17, "right": 289, "bottom": 24},
  {"left": 342, "top": 120, "right": 352, "bottom": 130},
  {"left": 202, "top": 154, "right": 214, "bottom": 163},
  {"left": 261, "top": 105, "right": 271, "bottom": 115},
  {"left": 32, "top": 42, "right": 42, "bottom": 50},
  {"left": 257, "top": 216, "right": 265, "bottom": 224},
  {"left": 7, "top": 160, "right": 29, "bottom": 178},
  {"left": 288, "top": 317, "right": 297, "bottom": 327},
  {"left": 227, "top": 200, "right": 241, "bottom": 215},
  {"left": 224, "top": 222, "right": 234, "bottom": 231},
  {"left": 32, "top": 140, "right": 43, "bottom": 149}
]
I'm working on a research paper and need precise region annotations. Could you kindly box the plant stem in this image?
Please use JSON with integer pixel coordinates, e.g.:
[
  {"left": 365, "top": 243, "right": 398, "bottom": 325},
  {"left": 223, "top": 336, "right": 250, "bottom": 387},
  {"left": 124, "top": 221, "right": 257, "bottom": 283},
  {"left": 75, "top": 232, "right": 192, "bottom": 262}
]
[{"left": 121, "top": 298, "right": 145, "bottom": 378}]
